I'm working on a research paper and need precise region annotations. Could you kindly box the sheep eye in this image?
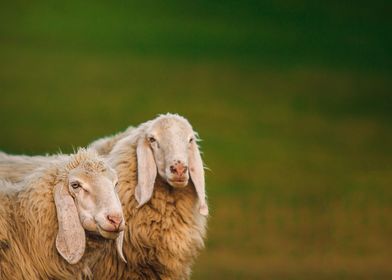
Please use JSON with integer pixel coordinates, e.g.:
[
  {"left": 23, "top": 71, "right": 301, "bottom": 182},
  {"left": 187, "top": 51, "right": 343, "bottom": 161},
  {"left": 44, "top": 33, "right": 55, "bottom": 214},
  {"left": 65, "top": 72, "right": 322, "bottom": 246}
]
[
  {"left": 189, "top": 137, "right": 194, "bottom": 143},
  {"left": 70, "top": 182, "right": 81, "bottom": 189},
  {"left": 115, "top": 182, "right": 119, "bottom": 189},
  {"left": 148, "top": 137, "right": 156, "bottom": 143}
]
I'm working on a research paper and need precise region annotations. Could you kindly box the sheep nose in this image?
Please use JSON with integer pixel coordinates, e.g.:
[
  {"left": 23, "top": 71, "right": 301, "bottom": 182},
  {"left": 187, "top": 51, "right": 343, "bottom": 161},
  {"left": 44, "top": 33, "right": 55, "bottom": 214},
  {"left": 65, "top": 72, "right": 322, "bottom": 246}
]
[
  {"left": 106, "top": 214, "right": 123, "bottom": 230},
  {"left": 170, "top": 162, "right": 188, "bottom": 176}
]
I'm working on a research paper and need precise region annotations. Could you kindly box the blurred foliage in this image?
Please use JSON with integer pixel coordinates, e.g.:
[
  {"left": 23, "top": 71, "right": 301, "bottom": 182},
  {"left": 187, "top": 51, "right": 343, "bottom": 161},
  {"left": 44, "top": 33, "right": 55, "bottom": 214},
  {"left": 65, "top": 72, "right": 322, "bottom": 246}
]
[{"left": 1, "top": 0, "right": 392, "bottom": 279}]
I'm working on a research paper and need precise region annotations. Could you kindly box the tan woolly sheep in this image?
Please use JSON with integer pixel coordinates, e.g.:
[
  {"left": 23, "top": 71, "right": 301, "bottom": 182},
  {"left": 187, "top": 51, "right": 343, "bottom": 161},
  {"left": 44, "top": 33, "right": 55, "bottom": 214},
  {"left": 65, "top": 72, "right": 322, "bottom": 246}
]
[
  {"left": 91, "top": 113, "right": 209, "bottom": 279},
  {"left": 0, "top": 149, "right": 126, "bottom": 279}
]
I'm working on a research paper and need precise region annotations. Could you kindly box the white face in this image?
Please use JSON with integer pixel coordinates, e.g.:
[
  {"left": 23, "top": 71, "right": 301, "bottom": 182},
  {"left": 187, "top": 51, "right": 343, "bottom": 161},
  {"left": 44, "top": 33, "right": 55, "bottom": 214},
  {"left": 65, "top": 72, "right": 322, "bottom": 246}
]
[
  {"left": 67, "top": 165, "right": 124, "bottom": 239},
  {"left": 146, "top": 118, "right": 196, "bottom": 188}
]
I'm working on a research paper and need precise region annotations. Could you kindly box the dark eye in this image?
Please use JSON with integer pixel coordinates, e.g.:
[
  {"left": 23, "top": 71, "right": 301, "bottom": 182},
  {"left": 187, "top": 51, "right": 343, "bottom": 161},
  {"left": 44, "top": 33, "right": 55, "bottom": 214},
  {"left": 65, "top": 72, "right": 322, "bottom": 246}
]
[
  {"left": 189, "top": 137, "right": 194, "bottom": 143},
  {"left": 115, "top": 182, "right": 119, "bottom": 189},
  {"left": 148, "top": 137, "right": 156, "bottom": 143},
  {"left": 70, "top": 181, "right": 81, "bottom": 189}
]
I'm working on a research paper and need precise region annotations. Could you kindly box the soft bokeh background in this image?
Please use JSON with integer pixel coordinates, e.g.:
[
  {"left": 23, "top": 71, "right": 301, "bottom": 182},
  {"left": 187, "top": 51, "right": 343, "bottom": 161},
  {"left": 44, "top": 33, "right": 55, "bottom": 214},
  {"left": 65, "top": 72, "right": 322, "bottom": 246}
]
[{"left": 1, "top": 1, "right": 391, "bottom": 279}]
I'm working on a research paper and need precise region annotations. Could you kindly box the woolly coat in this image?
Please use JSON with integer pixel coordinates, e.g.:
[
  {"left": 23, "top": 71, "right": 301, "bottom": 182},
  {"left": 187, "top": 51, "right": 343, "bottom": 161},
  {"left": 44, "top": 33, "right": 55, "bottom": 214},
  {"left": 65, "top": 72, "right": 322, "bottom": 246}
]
[
  {"left": 88, "top": 126, "right": 135, "bottom": 156},
  {"left": 92, "top": 132, "right": 207, "bottom": 279},
  {"left": 0, "top": 153, "right": 66, "bottom": 184},
  {"left": 0, "top": 159, "right": 105, "bottom": 279}
]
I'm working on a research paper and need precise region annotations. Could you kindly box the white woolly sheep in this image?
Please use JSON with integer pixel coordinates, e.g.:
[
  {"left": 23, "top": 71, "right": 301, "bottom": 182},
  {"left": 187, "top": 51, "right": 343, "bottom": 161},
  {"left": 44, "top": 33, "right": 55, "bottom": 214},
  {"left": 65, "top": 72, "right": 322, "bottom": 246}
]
[{"left": 0, "top": 149, "right": 126, "bottom": 279}]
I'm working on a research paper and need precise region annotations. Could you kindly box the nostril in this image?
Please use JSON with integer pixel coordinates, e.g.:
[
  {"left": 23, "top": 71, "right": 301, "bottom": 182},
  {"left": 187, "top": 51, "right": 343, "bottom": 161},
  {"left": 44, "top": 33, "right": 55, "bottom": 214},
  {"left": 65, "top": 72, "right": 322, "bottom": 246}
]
[
  {"left": 170, "top": 165, "right": 177, "bottom": 174},
  {"left": 107, "top": 214, "right": 122, "bottom": 227},
  {"left": 182, "top": 166, "right": 188, "bottom": 174}
]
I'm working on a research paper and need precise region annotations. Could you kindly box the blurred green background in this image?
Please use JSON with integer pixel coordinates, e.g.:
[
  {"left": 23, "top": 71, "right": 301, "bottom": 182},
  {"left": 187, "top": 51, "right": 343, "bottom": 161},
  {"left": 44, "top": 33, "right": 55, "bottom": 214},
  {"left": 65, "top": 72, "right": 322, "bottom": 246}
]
[{"left": 1, "top": 1, "right": 392, "bottom": 279}]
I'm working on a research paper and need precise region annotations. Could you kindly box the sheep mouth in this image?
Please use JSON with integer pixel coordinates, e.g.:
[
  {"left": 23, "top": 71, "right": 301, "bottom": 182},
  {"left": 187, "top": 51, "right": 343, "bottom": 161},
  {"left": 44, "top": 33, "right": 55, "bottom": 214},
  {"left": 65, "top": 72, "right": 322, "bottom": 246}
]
[
  {"left": 97, "top": 225, "right": 121, "bottom": 240},
  {"left": 167, "top": 178, "right": 188, "bottom": 188}
]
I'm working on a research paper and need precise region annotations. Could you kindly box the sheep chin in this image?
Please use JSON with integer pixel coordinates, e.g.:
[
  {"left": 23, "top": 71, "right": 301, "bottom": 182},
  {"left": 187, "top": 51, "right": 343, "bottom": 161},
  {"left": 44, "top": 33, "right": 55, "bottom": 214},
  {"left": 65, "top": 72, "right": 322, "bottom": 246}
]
[{"left": 97, "top": 226, "right": 120, "bottom": 240}]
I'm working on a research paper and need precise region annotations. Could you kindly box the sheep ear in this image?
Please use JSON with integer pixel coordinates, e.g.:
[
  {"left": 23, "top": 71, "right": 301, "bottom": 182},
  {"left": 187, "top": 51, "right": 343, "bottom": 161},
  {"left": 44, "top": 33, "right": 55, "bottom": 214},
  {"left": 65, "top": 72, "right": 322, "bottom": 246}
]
[
  {"left": 116, "top": 231, "right": 127, "bottom": 263},
  {"left": 54, "top": 183, "right": 86, "bottom": 264},
  {"left": 135, "top": 138, "right": 157, "bottom": 207},
  {"left": 189, "top": 141, "right": 209, "bottom": 216}
]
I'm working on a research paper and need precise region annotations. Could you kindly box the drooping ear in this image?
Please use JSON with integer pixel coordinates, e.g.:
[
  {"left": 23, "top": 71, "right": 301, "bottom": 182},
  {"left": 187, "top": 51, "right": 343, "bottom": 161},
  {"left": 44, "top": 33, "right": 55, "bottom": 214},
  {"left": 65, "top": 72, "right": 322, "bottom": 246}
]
[
  {"left": 188, "top": 140, "right": 209, "bottom": 216},
  {"left": 135, "top": 137, "right": 157, "bottom": 207},
  {"left": 54, "top": 183, "right": 86, "bottom": 264},
  {"left": 116, "top": 231, "right": 127, "bottom": 263}
]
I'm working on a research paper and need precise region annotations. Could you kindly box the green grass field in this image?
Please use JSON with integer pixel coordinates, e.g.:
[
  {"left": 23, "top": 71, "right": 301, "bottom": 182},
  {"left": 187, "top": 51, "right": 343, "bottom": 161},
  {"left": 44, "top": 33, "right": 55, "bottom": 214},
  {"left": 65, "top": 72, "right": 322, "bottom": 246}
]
[{"left": 1, "top": 1, "right": 392, "bottom": 279}]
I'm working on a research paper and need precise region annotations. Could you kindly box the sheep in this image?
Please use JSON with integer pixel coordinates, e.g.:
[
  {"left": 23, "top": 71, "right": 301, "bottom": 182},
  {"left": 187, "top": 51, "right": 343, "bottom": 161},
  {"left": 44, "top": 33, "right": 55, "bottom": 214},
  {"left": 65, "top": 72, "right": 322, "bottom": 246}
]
[
  {"left": 0, "top": 113, "right": 209, "bottom": 279},
  {"left": 0, "top": 148, "right": 126, "bottom": 280},
  {"left": 90, "top": 113, "right": 209, "bottom": 279}
]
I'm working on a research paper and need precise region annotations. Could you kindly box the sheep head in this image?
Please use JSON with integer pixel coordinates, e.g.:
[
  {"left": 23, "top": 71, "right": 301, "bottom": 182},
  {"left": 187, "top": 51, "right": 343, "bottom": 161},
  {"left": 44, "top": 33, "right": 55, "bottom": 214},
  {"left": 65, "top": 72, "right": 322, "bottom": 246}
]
[
  {"left": 135, "top": 114, "right": 208, "bottom": 216},
  {"left": 55, "top": 148, "right": 126, "bottom": 264}
]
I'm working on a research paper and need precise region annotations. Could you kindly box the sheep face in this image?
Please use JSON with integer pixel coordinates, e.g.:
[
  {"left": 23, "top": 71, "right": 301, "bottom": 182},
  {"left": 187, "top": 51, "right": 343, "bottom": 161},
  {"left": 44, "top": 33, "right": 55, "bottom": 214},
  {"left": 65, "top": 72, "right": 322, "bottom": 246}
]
[
  {"left": 136, "top": 114, "right": 208, "bottom": 215},
  {"left": 146, "top": 117, "right": 195, "bottom": 188},
  {"left": 67, "top": 163, "right": 124, "bottom": 240},
  {"left": 55, "top": 150, "right": 127, "bottom": 264}
]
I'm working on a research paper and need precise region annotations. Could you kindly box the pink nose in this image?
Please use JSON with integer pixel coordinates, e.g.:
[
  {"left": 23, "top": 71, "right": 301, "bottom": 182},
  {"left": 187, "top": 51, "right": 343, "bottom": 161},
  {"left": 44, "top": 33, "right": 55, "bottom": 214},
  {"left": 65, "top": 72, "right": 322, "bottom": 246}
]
[
  {"left": 106, "top": 214, "right": 123, "bottom": 230},
  {"left": 170, "top": 162, "right": 188, "bottom": 176}
]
